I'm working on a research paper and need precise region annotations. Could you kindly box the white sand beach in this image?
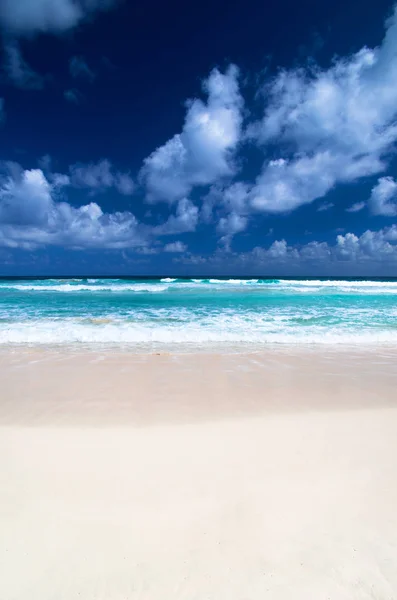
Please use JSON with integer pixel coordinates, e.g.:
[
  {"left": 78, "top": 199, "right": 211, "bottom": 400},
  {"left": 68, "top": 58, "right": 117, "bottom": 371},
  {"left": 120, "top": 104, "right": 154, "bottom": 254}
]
[{"left": 1, "top": 348, "right": 397, "bottom": 599}]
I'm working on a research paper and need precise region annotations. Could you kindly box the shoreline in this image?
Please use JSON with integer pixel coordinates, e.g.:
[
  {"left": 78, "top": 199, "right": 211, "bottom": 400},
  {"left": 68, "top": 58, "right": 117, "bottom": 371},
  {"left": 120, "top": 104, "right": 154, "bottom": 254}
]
[
  {"left": 2, "top": 340, "right": 397, "bottom": 354},
  {"left": 1, "top": 347, "right": 397, "bottom": 426}
]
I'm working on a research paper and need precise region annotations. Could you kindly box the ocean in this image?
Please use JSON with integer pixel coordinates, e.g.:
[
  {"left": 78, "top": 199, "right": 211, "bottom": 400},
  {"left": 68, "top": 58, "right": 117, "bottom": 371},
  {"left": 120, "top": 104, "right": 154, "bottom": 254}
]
[{"left": 1, "top": 277, "right": 397, "bottom": 351}]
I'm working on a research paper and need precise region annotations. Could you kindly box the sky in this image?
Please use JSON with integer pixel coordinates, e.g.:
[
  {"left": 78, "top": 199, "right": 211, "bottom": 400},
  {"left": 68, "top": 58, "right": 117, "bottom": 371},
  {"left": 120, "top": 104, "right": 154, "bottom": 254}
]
[{"left": 0, "top": 0, "right": 397, "bottom": 275}]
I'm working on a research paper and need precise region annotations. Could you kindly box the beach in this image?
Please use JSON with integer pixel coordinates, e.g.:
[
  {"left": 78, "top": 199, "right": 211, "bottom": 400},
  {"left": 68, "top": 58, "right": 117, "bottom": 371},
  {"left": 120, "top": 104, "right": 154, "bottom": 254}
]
[
  {"left": 2, "top": 0, "right": 397, "bottom": 592},
  {"left": 1, "top": 348, "right": 397, "bottom": 599}
]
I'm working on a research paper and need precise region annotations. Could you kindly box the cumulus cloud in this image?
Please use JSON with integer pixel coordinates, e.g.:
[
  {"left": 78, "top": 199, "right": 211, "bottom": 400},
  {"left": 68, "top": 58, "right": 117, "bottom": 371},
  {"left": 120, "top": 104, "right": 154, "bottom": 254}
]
[
  {"left": 287, "top": 226, "right": 397, "bottom": 263},
  {"left": 114, "top": 172, "right": 135, "bottom": 196},
  {"left": 140, "top": 65, "right": 243, "bottom": 203},
  {"left": 268, "top": 227, "right": 397, "bottom": 265},
  {"left": 164, "top": 241, "right": 187, "bottom": 253},
  {"left": 145, "top": 6, "right": 397, "bottom": 233},
  {"left": 69, "top": 159, "right": 135, "bottom": 195},
  {"left": 0, "top": 166, "right": 196, "bottom": 250},
  {"left": 200, "top": 181, "right": 251, "bottom": 245},
  {"left": 154, "top": 198, "right": 198, "bottom": 235},
  {"left": 177, "top": 226, "right": 397, "bottom": 271},
  {"left": 0, "top": 0, "right": 118, "bottom": 36},
  {"left": 217, "top": 211, "right": 247, "bottom": 236},
  {"left": 368, "top": 176, "right": 397, "bottom": 216},
  {"left": 250, "top": 153, "right": 383, "bottom": 213},
  {"left": 3, "top": 3, "right": 397, "bottom": 264},
  {"left": 69, "top": 55, "right": 95, "bottom": 81},
  {"left": 246, "top": 6, "right": 397, "bottom": 214},
  {"left": 217, "top": 212, "right": 247, "bottom": 249},
  {"left": 0, "top": 167, "right": 141, "bottom": 249},
  {"left": 0, "top": 168, "right": 53, "bottom": 226},
  {"left": 3, "top": 41, "right": 44, "bottom": 89}
]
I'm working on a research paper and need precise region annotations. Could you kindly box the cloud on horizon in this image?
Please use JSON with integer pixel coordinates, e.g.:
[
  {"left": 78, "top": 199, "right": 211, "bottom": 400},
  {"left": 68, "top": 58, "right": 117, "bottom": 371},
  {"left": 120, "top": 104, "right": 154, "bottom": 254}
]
[
  {"left": 177, "top": 225, "right": 397, "bottom": 272},
  {"left": 1, "top": 165, "right": 396, "bottom": 273},
  {"left": 0, "top": 166, "right": 198, "bottom": 251}
]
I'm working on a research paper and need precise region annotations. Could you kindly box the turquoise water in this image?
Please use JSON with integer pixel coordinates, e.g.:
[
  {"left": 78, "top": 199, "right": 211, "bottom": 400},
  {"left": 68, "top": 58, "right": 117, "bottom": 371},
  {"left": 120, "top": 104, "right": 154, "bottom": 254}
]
[{"left": 0, "top": 277, "right": 397, "bottom": 350}]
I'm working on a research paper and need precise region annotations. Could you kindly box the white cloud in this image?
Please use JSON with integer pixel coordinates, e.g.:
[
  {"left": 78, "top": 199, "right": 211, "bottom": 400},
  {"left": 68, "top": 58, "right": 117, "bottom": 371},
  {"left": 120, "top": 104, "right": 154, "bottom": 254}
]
[
  {"left": 250, "top": 151, "right": 382, "bottom": 213},
  {"left": 0, "top": 168, "right": 53, "bottom": 226},
  {"left": 266, "top": 239, "right": 288, "bottom": 259},
  {"left": 177, "top": 226, "right": 397, "bottom": 270},
  {"left": 3, "top": 41, "right": 44, "bottom": 89},
  {"left": 246, "top": 7, "right": 397, "bottom": 214},
  {"left": 0, "top": 166, "right": 197, "bottom": 250},
  {"left": 335, "top": 226, "right": 397, "bottom": 261},
  {"left": 52, "top": 173, "right": 71, "bottom": 187},
  {"left": 140, "top": 65, "right": 243, "bottom": 203},
  {"left": 275, "top": 226, "right": 397, "bottom": 263},
  {"left": 0, "top": 168, "right": 142, "bottom": 249},
  {"left": 69, "top": 55, "right": 95, "bottom": 82},
  {"left": 220, "top": 182, "right": 251, "bottom": 216},
  {"left": 346, "top": 201, "right": 365, "bottom": 213},
  {"left": 70, "top": 159, "right": 112, "bottom": 189},
  {"left": 200, "top": 182, "right": 250, "bottom": 246},
  {"left": 154, "top": 198, "right": 198, "bottom": 235},
  {"left": 164, "top": 241, "right": 187, "bottom": 253},
  {"left": 69, "top": 159, "right": 135, "bottom": 195},
  {"left": 0, "top": 0, "right": 118, "bottom": 36},
  {"left": 217, "top": 211, "right": 247, "bottom": 236},
  {"left": 114, "top": 172, "right": 135, "bottom": 196},
  {"left": 368, "top": 176, "right": 397, "bottom": 216},
  {"left": 217, "top": 211, "right": 247, "bottom": 249}
]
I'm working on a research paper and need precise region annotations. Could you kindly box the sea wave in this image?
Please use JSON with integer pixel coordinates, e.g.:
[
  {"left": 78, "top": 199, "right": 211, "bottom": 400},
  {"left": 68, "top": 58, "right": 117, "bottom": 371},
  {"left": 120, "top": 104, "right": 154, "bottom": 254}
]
[
  {"left": 279, "top": 279, "right": 397, "bottom": 288},
  {"left": 1, "top": 317, "right": 396, "bottom": 346},
  {"left": 208, "top": 279, "right": 259, "bottom": 285},
  {"left": 1, "top": 283, "right": 169, "bottom": 293},
  {"left": 1, "top": 277, "right": 397, "bottom": 294}
]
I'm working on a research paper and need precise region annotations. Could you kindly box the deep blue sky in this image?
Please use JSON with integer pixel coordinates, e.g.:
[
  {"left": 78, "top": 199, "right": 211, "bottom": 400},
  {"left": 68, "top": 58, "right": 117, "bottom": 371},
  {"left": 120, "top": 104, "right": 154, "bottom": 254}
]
[{"left": 0, "top": 0, "right": 397, "bottom": 275}]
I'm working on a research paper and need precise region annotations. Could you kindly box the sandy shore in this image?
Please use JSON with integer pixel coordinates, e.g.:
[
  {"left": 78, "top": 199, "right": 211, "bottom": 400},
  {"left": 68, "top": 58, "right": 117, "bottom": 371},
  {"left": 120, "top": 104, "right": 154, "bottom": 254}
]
[{"left": 1, "top": 348, "right": 397, "bottom": 599}]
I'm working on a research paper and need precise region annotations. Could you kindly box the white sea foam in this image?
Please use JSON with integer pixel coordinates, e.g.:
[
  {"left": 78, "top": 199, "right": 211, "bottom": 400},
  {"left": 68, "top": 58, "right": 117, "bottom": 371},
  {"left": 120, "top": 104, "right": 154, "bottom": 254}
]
[
  {"left": 1, "top": 316, "right": 396, "bottom": 346},
  {"left": 208, "top": 279, "right": 259, "bottom": 284},
  {"left": 281, "top": 279, "right": 397, "bottom": 287},
  {"left": 279, "top": 280, "right": 397, "bottom": 292},
  {"left": 2, "top": 278, "right": 397, "bottom": 294},
  {"left": 2, "top": 283, "right": 169, "bottom": 293}
]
